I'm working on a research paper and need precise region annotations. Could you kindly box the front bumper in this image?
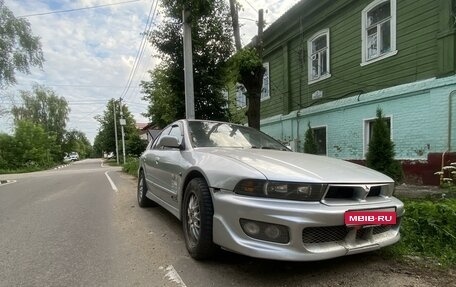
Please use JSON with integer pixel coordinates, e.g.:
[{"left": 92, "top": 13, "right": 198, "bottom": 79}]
[{"left": 212, "top": 190, "right": 404, "bottom": 261}]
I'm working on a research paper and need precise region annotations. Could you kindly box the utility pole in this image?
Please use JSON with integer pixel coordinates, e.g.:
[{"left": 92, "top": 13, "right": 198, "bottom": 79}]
[
  {"left": 113, "top": 99, "right": 119, "bottom": 165},
  {"left": 245, "top": 8, "right": 265, "bottom": 130},
  {"left": 257, "top": 9, "right": 264, "bottom": 58},
  {"left": 229, "top": 0, "right": 242, "bottom": 51},
  {"left": 182, "top": 7, "right": 195, "bottom": 119},
  {"left": 119, "top": 97, "right": 126, "bottom": 165}
]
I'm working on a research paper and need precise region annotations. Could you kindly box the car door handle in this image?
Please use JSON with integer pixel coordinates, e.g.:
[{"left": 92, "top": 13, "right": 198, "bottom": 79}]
[{"left": 155, "top": 157, "right": 160, "bottom": 165}]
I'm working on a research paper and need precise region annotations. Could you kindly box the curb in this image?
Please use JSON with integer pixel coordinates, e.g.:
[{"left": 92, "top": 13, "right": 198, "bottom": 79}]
[
  {"left": 54, "top": 163, "right": 71, "bottom": 170},
  {"left": 0, "top": 180, "right": 15, "bottom": 185},
  {"left": 395, "top": 184, "right": 444, "bottom": 199}
]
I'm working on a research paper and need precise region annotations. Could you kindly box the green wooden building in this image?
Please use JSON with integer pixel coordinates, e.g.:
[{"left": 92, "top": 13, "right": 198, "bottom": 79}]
[{"left": 233, "top": 0, "right": 456, "bottom": 185}]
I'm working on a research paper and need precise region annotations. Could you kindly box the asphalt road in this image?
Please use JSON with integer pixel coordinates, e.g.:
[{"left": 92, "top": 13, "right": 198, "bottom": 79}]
[{"left": 0, "top": 159, "right": 454, "bottom": 287}]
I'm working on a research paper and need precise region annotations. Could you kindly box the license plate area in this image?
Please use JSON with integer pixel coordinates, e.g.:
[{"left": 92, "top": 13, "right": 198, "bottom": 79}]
[{"left": 344, "top": 207, "right": 396, "bottom": 226}]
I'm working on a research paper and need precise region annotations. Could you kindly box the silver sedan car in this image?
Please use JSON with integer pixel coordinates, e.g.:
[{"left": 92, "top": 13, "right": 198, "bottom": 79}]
[{"left": 138, "top": 119, "right": 404, "bottom": 261}]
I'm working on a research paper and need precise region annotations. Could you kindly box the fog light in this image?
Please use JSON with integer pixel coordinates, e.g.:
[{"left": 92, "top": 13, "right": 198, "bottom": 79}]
[
  {"left": 264, "top": 225, "right": 281, "bottom": 239},
  {"left": 243, "top": 221, "right": 260, "bottom": 235},
  {"left": 240, "top": 219, "right": 290, "bottom": 244}
]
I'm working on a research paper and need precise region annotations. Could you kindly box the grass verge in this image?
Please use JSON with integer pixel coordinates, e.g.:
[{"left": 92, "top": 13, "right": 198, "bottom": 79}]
[
  {"left": 122, "top": 157, "right": 139, "bottom": 177},
  {"left": 383, "top": 197, "right": 456, "bottom": 267}
]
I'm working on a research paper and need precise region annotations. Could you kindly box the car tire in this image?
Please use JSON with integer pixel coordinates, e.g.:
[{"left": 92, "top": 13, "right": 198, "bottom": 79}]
[
  {"left": 182, "top": 177, "right": 217, "bottom": 260},
  {"left": 137, "top": 170, "right": 157, "bottom": 208}
]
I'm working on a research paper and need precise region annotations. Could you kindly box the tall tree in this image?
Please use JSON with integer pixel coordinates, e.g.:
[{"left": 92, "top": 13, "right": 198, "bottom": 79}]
[
  {"left": 95, "top": 99, "right": 139, "bottom": 156},
  {"left": 141, "top": 65, "right": 179, "bottom": 128},
  {"left": 11, "top": 85, "right": 70, "bottom": 143},
  {"left": 141, "top": 0, "right": 234, "bottom": 127},
  {"left": 230, "top": 47, "right": 265, "bottom": 130},
  {"left": 229, "top": 8, "right": 266, "bottom": 130},
  {"left": 13, "top": 120, "right": 55, "bottom": 167},
  {"left": 11, "top": 85, "right": 69, "bottom": 161},
  {"left": 0, "top": 1, "right": 44, "bottom": 88},
  {"left": 62, "top": 130, "right": 92, "bottom": 159},
  {"left": 0, "top": 133, "right": 15, "bottom": 169}
]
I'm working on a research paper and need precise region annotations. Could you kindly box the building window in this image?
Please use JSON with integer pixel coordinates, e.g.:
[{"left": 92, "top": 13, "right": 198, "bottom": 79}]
[
  {"left": 364, "top": 117, "right": 392, "bottom": 156},
  {"left": 261, "top": 62, "right": 270, "bottom": 101},
  {"left": 312, "top": 126, "right": 327, "bottom": 155},
  {"left": 235, "top": 84, "right": 246, "bottom": 108},
  {"left": 307, "top": 29, "right": 331, "bottom": 83},
  {"left": 361, "top": 0, "right": 397, "bottom": 65}
]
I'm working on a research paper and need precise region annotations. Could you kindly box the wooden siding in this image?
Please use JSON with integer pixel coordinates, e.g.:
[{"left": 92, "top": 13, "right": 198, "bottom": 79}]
[
  {"left": 259, "top": 0, "right": 451, "bottom": 118},
  {"left": 261, "top": 48, "right": 284, "bottom": 119}
]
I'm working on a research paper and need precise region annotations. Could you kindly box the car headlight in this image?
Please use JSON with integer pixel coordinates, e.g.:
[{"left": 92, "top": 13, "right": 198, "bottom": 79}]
[{"left": 234, "top": 179, "right": 327, "bottom": 201}]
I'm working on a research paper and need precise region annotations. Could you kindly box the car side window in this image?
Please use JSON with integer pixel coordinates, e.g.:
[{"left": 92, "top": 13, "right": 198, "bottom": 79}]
[
  {"left": 168, "top": 125, "right": 183, "bottom": 145},
  {"left": 151, "top": 126, "right": 171, "bottom": 150}
]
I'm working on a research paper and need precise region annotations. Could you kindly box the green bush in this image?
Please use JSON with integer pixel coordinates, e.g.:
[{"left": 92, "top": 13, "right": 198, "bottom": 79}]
[
  {"left": 388, "top": 198, "right": 456, "bottom": 266},
  {"left": 366, "top": 108, "right": 403, "bottom": 182},
  {"left": 122, "top": 157, "right": 139, "bottom": 177},
  {"left": 304, "top": 122, "right": 318, "bottom": 154}
]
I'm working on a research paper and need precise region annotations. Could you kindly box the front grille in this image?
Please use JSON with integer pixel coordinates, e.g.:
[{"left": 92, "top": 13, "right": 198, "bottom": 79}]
[
  {"left": 302, "top": 226, "right": 348, "bottom": 243},
  {"left": 302, "top": 221, "right": 400, "bottom": 244},
  {"left": 356, "top": 228, "right": 368, "bottom": 239},
  {"left": 324, "top": 185, "right": 384, "bottom": 200},
  {"left": 325, "top": 186, "right": 355, "bottom": 199},
  {"left": 367, "top": 186, "right": 381, "bottom": 197}
]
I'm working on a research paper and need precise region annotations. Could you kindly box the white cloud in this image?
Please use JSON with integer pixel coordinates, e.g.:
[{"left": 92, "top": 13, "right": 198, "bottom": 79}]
[
  {"left": 1, "top": 0, "right": 299, "bottom": 144},
  {"left": 237, "top": 0, "right": 300, "bottom": 45}
]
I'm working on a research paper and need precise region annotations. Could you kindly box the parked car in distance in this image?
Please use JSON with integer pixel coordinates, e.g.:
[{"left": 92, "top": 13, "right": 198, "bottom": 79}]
[
  {"left": 63, "top": 154, "right": 72, "bottom": 163},
  {"left": 69, "top": 152, "right": 79, "bottom": 161},
  {"left": 137, "top": 119, "right": 404, "bottom": 261}
]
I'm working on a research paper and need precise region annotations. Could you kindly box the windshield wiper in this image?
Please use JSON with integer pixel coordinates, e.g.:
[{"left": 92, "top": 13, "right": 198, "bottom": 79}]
[{"left": 250, "top": 146, "right": 284, "bottom": 150}]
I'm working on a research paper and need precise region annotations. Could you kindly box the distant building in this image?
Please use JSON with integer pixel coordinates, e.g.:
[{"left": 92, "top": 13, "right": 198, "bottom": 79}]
[{"left": 136, "top": 122, "right": 161, "bottom": 142}]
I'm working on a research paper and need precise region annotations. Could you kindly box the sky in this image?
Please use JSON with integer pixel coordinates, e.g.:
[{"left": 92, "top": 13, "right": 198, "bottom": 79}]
[{"left": 1, "top": 0, "right": 300, "bottom": 144}]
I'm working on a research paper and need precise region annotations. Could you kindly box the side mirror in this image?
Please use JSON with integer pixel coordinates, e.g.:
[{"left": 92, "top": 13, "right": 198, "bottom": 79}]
[{"left": 159, "top": 135, "right": 182, "bottom": 149}]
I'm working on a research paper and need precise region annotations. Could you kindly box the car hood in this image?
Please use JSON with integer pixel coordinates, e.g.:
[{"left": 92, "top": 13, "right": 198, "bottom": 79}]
[{"left": 203, "top": 148, "right": 392, "bottom": 183}]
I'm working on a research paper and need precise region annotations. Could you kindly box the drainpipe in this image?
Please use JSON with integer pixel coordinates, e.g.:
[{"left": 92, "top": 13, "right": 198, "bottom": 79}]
[
  {"left": 296, "top": 110, "right": 301, "bottom": 152},
  {"left": 448, "top": 90, "right": 456, "bottom": 152},
  {"left": 442, "top": 90, "right": 456, "bottom": 173}
]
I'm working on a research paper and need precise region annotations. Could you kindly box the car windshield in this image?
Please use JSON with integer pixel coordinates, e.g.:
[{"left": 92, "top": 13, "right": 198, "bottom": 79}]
[{"left": 188, "top": 121, "right": 288, "bottom": 151}]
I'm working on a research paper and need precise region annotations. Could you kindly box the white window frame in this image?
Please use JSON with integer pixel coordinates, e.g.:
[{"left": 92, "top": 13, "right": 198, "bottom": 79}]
[
  {"left": 235, "top": 83, "right": 246, "bottom": 109},
  {"left": 363, "top": 115, "right": 393, "bottom": 157},
  {"left": 261, "top": 62, "right": 270, "bottom": 101},
  {"left": 311, "top": 125, "right": 328, "bottom": 156},
  {"left": 361, "top": 0, "right": 397, "bottom": 66},
  {"left": 307, "top": 29, "right": 331, "bottom": 84}
]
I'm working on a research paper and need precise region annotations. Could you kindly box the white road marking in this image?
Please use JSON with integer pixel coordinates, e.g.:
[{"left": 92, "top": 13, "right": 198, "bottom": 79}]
[
  {"left": 160, "top": 265, "right": 187, "bottom": 287},
  {"left": 104, "top": 171, "right": 118, "bottom": 192}
]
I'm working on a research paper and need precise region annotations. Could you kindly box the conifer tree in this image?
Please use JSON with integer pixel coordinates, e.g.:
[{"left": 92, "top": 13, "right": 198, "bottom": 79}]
[
  {"left": 366, "top": 108, "right": 403, "bottom": 182},
  {"left": 304, "top": 122, "right": 318, "bottom": 154}
]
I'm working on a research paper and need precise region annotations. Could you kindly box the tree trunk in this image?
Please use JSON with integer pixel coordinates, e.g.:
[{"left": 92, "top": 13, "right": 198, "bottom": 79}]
[
  {"left": 246, "top": 92, "right": 261, "bottom": 130},
  {"left": 229, "top": 0, "right": 242, "bottom": 51},
  {"left": 242, "top": 66, "right": 264, "bottom": 130}
]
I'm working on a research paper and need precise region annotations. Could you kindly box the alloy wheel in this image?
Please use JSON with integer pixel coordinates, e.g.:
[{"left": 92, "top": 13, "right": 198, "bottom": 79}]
[{"left": 187, "top": 193, "right": 201, "bottom": 243}]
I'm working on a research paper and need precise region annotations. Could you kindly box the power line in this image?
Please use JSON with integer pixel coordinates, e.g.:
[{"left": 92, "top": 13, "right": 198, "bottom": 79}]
[
  {"left": 121, "top": 0, "right": 158, "bottom": 103},
  {"left": 18, "top": 0, "right": 142, "bottom": 18},
  {"left": 14, "top": 83, "right": 128, "bottom": 88},
  {"left": 239, "top": 17, "right": 256, "bottom": 22},
  {"left": 242, "top": 0, "right": 257, "bottom": 13}
]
